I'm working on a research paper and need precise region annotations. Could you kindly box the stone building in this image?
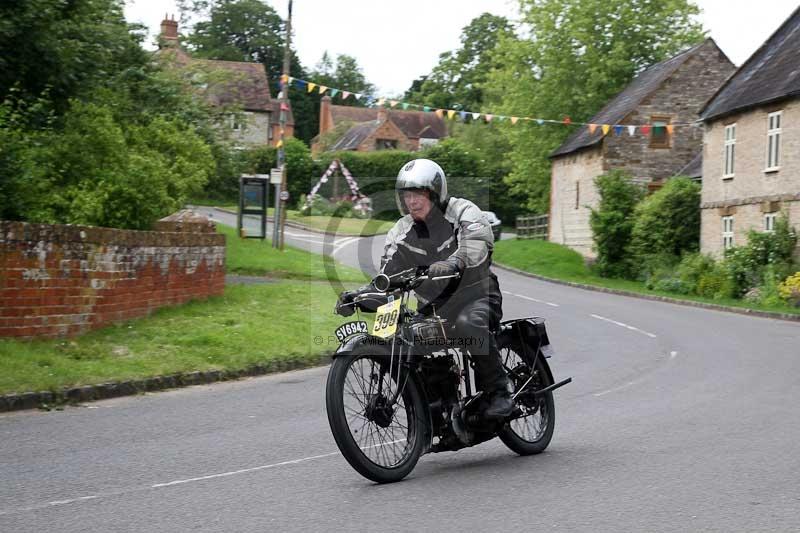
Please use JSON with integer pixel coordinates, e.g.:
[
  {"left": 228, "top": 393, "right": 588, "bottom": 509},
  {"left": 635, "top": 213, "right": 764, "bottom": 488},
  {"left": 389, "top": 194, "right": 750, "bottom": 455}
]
[
  {"left": 549, "top": 38, "right": 735, "bottom": 257},
  {"left": 312, "top": 96, "right": 447, "bottom": 154},
  {"left": 698, "top": 6, "right": 800, "bottom": 257},
  {"left": 157, "top": 16, "right": 293, "bottom": 147}
]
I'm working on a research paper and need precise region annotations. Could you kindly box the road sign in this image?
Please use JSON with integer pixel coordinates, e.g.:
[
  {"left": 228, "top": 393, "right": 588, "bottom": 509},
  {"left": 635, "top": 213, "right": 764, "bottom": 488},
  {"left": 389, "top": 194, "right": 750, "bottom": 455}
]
[
  {"left": 279, "top": 190, "right": 290, "bottom": 202},
  {"left": 270, "top": 168, "right": 283, "bottom": 184}
]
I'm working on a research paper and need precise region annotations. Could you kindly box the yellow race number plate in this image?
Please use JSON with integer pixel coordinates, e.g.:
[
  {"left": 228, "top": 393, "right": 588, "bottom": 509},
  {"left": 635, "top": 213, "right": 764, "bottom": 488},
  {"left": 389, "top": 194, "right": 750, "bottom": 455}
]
[{"left": 372, "top": 299, "right": 401, "bottom": 338}]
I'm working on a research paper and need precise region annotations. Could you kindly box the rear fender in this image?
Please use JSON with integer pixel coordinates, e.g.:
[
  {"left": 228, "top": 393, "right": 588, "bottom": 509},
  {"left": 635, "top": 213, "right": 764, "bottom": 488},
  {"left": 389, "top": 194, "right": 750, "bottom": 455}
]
[{"left": 497, "top": 317, "right": 556, "bottom": 383}]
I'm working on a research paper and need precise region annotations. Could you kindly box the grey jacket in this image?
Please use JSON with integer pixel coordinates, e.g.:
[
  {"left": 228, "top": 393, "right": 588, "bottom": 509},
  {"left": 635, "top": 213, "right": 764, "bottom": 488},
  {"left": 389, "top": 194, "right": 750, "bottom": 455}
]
[{"left": 380, "top": 197, "right": 495, "bottom": 308}]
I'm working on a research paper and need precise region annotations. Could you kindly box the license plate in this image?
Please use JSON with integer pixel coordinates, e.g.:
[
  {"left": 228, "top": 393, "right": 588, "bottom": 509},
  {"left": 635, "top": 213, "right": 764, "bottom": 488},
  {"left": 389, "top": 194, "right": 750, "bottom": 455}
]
[
  {"left": 334, "top": 321, "right": 368, "bottom": 344},
  {"left": 372, "top": 299, "right": 401, "bottom": 338}
]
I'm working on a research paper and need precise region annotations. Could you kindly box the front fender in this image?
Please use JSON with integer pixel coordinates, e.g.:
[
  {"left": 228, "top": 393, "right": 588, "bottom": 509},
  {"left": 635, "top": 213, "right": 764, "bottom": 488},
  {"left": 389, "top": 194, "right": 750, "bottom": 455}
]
[{"left": 333, "top": 333, "right": 395, "bottom": 358}]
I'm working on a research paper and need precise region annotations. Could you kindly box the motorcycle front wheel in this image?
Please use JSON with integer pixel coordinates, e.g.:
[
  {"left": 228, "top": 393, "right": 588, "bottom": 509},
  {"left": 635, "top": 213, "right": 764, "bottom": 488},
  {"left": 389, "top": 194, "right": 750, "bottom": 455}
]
[{"left": 325, "top": 345, "right": 426, "bottom": 483}]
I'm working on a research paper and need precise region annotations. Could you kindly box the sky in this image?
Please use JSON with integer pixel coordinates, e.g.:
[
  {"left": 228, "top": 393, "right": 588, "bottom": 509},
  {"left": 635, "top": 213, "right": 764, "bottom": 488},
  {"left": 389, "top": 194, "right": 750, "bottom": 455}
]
[{"left": 124, "top": 0, "right": 799, "bottom": 96}]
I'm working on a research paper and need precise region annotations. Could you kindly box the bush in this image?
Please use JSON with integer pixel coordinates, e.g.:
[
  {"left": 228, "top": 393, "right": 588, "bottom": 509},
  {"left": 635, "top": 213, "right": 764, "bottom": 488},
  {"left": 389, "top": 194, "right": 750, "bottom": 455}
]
[
  {"left": 589, "top": 170, "right": 645, "bottom": 278},
  {"left": 630, "top": 177, "right": 701, "bottom": 264},
  {"left": 722, "top": 216, "right": 797, "bottom": 297},
  {"left": 675, "top": 252, "right": 717, "bottom": 292},
  {"left": 778, "top": 271, "right": 800, "bottom": 306},
  {"left": 696, "top": 262, "right": 736, "bottom": 299}
]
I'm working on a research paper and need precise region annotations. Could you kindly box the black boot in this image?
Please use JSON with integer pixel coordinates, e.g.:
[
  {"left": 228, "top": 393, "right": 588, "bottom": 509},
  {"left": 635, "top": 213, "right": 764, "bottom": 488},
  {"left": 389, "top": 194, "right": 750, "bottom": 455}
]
[{"left": 484, "top": 379, "right": 514, "bottom": 420}]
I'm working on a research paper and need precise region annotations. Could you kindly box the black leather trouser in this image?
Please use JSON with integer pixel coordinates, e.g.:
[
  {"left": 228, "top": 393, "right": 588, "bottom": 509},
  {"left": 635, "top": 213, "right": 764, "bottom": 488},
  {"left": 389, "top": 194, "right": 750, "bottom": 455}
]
[{"left": 424, "top": 276, "right": 507, "bottom": 392}]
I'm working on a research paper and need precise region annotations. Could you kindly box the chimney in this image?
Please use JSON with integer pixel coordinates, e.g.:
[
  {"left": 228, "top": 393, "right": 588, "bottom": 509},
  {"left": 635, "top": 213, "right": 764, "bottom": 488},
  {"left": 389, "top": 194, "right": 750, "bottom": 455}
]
[
  {"left": 377, "top": 107, "right": 388, "bottom": 123},
  {"left": 159, "top": 14, "right": 178, "bottom": 47},
  {"left": 319, "top": 95, "right": 333, "bottom": 136}
]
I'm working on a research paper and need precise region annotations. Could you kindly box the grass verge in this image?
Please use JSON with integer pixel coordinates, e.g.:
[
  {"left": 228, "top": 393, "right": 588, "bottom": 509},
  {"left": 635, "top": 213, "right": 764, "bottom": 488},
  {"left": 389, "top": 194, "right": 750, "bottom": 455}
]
[
  {"left": 493, "top": 239, "right": 800, "bottom": 316},
  {"left": 0, "top": 282, "right": 350, "bottom": 395},
  {"left": 220, "top": 224, "right": 369, "bottom": 283}
]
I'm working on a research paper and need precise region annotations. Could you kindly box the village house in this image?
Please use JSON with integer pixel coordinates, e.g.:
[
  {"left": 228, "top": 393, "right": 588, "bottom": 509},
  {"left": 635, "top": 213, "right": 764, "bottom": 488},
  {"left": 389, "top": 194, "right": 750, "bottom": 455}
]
[
  {"left": 157, "top": 16, "right": 293, "bottom": 147},
  {"left": 548, "top": 38, "right": 735, "bottom": 257},
  {"left": 698, "top": 6, "right": 800, "bottom": 257},
  {"left": 312, "top": 95, "right": 447, "bottom": 154}
]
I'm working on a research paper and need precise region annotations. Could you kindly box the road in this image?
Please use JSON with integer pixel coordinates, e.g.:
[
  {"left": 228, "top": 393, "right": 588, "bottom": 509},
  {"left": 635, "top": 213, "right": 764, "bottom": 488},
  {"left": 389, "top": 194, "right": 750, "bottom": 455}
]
[{"left": 1, "top": 208, "right": 798, "bottom": 532}]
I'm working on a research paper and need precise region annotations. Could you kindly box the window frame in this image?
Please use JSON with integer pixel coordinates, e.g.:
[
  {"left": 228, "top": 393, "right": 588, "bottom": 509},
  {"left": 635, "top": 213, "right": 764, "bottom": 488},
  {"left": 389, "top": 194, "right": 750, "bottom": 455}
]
[
  {"left": 723, "top": 124, "right": 736, "bottom": 179},
  {"left": 649, "top": 115, "right": 672, "bottom": 149},
  {"left": 764, "top": 212, "right": 777, "bottom": 233},
  {"left": 722, "top": 215, "right": 734, "bottom": 249},
  {"left": 765, "top": 111, "right": 782, "bottom": 172}
]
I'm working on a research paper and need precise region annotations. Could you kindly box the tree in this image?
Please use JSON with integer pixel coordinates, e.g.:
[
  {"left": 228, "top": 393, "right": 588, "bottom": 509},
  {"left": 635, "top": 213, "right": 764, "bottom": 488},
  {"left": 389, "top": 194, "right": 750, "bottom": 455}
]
[
  {"left": 485, "top": 0, "right": 705, "bottom": 213},
  {"left": 405, "top": 13, "right": 514, "bottom": 111},
  {"left": 180, "top": 0, "right": 318, "bottom": 144}
]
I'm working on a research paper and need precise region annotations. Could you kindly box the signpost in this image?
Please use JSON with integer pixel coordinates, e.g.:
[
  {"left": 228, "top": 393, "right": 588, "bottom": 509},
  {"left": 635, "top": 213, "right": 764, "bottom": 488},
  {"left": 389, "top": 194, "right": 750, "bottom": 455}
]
[{"left": 274, "top": 0, "right": 293, "bottom": 250}]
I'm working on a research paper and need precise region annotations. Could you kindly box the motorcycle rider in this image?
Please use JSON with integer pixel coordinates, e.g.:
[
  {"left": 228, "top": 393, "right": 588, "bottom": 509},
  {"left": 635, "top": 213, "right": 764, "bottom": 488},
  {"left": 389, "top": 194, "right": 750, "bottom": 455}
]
[{"left": 336, "top": 159, "right": 513, "bottom": 419}]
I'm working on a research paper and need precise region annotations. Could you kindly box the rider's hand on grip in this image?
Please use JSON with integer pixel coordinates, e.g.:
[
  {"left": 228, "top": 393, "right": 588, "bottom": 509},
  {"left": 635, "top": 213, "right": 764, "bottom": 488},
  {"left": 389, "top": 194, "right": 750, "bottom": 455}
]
[
  {"left": 428, "top": 260, "right": 460, "bottom": 278},
  {"left": 335, "top": 290, "right": 356, "bottom": 316}
]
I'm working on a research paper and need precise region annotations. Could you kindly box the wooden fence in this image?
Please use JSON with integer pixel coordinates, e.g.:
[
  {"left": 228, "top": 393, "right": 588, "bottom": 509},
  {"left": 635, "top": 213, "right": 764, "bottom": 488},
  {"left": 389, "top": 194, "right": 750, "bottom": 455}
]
[{"left": 515, "top": 215, "right": 549, "bottom": 240}]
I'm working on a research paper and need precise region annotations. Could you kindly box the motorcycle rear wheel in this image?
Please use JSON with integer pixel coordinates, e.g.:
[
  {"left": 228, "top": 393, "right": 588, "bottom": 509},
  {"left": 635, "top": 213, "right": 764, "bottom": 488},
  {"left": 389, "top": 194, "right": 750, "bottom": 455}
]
[
  {"left": 326, "top": 346, "right": 426, "bottom": 483},
  {"left": 497, "top": 343, "right": 556, "bottom": 455}
]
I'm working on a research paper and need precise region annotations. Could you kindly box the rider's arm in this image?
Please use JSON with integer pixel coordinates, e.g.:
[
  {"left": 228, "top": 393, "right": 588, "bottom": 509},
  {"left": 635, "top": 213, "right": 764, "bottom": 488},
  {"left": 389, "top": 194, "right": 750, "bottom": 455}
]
[
  {"left": 445, "top": 200, "right": 494, "bottom": 272},
  {"left": 379, "top": 216, "right": 415, "bottom": 276}
]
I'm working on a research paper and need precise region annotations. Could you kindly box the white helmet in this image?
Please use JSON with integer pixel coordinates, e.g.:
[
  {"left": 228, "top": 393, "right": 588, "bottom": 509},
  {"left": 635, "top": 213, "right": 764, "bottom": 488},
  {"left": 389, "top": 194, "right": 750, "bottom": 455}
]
[{"left": 395, "top": 159, "right": 448, "bottom": 215}]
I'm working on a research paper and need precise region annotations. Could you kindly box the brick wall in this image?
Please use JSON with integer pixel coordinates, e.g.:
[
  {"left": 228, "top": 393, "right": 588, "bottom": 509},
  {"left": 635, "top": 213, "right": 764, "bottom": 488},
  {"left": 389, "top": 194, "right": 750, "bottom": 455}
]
[
  {"left": 701, "top": 99, "right": 800, "bottom": 256},
  {"left": 0, "top": 220, "right": 226, "bottom": 339}
]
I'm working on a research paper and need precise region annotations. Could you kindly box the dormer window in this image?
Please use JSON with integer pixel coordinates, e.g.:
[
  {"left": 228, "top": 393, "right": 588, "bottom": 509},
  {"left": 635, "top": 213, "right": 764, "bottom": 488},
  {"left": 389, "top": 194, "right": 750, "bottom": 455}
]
[{"left": 649, "top": 116, "right": 671, "bottom": 148}]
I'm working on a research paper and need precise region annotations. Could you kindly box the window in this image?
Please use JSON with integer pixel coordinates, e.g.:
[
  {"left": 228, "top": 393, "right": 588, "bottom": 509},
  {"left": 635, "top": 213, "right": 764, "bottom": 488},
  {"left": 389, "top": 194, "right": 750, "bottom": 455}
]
[
  {"left": 764, "top": 212, "right": 777, "bottom": 233},
  {"left": 766, "top": 111, "right": 781, "bottom": 171},
  {"left": 723, "top": 124, "right": 736, "bottom": 178},
  {"left": 649, "top": 116, "right": 671, "bottom": 148},
  {"left": 419, "top": 137, "right": 439, "bottom": 148},
  {"left": 722, "top": 216, "right": 734, "bottom": 249},
  {"left": 375, "top": 139, "right": 398, "bottom": 150}
]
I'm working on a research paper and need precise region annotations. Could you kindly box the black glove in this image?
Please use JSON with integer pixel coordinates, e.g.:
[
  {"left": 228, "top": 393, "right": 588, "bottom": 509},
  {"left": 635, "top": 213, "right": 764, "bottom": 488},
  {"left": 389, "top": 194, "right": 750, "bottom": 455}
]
[
  {"left": 427, "top": 260, "right": 460, "bottom": 278},
  {"left": 335, "top": 290, "right": 357, "bottom": 316}
]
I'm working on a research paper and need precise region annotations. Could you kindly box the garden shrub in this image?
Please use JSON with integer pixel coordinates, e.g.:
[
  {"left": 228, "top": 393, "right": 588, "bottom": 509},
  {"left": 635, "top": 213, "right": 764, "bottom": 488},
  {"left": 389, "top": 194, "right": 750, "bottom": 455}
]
[
  {"left": 589, "top": 170, "right": 645, "bottom": 278},
  {"left": 778, "top": 271, "right": 800, "bottom": 306}
]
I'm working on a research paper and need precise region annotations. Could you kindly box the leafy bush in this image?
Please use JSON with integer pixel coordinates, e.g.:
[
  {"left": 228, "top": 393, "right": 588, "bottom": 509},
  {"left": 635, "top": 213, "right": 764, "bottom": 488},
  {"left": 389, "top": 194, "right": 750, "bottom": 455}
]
[
  {"left": 630, "top": 176, "right": 700, "bottom": 266},
  {"left": 589, "top": 170, "right": 645, "bottom": 278},
  {"left": 696, "top": 262, "right": 736, "bottom": 299},
  {"left": 675, "top": 252, "right": 717, "bottom": 291},
  {"left": 722, "top": 217, "right": 797, "bottom": 297},
  {"left": 778, "top": 271, "right": 800, "bottom": 306}
]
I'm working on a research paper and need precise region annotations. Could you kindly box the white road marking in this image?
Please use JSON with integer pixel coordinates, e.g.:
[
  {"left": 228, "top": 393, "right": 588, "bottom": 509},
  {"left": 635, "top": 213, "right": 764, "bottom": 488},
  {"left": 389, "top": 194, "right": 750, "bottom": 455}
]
[
  {"left": 670, "top": 351, "right": 678, "bottom": 359},
  {"left": 332, "top": 236, "right": 359, "bottom": 256},
  {"left": 151, "top": 451, "right": 342, "bottom": 488},
  {"left": 593, "top": 351, "right": 678, "bottom": 397},
  {"left": 501, "top": 290, "right": 559, "bottom": 307},
  {"left": 0, "top": 439, "right": 407, "bottom": 516},
  {"left": 590, "top": 314, "right": 657, "bottom": 338}
]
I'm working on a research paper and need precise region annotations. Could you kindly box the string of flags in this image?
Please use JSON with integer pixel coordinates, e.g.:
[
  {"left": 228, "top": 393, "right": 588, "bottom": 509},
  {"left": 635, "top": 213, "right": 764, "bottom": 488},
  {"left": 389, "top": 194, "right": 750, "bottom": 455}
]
[{"left": 279, "top": 74, "right": 700, "bottom": 135}]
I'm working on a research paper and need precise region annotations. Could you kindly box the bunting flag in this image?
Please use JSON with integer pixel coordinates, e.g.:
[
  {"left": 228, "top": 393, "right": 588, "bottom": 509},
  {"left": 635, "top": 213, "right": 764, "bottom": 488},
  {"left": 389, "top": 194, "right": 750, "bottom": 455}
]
[
  {"left": 276, "top": 139, "right": 283, "bottom": 148},
  {"left": 280, "top": 102, "right": 290, "bottom": 111},
  {"left": 281, "top": 75, "right": 700, "bottom": 136}
]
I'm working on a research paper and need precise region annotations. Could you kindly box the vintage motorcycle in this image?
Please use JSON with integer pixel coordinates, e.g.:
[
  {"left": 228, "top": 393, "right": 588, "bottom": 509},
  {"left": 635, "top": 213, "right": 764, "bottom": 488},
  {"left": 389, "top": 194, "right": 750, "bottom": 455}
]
[{"left": 326, "top": 267, "right": 572, "bottom": 483}]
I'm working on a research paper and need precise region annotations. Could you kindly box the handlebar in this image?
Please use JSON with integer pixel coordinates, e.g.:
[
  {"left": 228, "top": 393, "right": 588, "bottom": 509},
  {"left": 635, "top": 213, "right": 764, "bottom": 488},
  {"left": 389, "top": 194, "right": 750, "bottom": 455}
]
[{"left": 372, "top": 267, "right": 459, "bottom": 292}]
